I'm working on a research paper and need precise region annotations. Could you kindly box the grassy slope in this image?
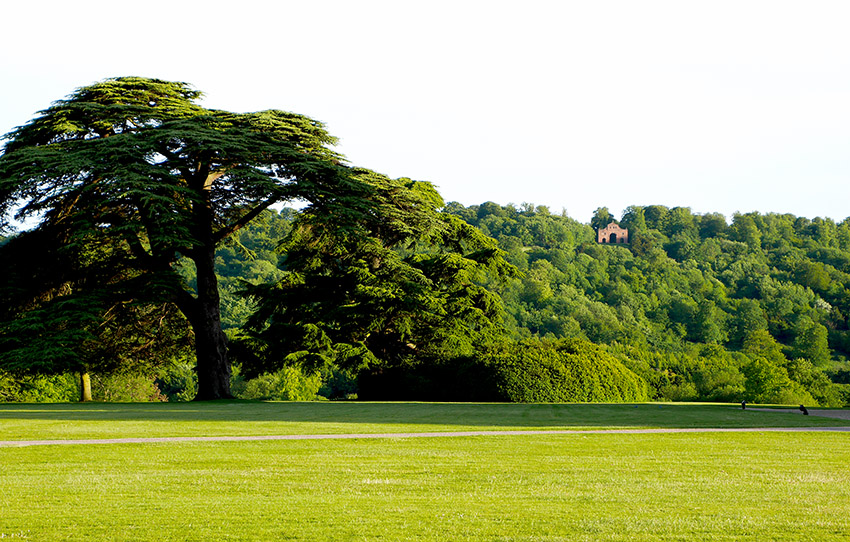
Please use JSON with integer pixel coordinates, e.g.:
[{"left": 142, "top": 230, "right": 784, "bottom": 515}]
[{"left": 1, "top": 403, "right": 849, "bottom": 541}]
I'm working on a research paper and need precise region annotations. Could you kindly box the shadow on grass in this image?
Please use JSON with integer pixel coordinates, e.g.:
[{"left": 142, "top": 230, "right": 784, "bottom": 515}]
[{"left": 0, "top": 401, "right": 847, "bottom": 429}]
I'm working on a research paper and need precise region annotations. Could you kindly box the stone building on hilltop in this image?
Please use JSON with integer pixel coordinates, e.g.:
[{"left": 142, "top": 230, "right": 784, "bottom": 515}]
[{"left": 597, "top": 223, "right": 629, "bottom": 244}]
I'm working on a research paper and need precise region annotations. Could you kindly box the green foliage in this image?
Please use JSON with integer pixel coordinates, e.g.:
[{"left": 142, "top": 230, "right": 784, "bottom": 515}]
[
  {"left": 0, "top": 371, "right": 79, "bottom": 402},
  {"left": 214, "top": 209, "right": 293, "bottom": 330},
  {"left": 445, "top": 203, "right": 849, "bottom": 405},
  {"left": 237, "top": 367, "right": 323, "bottom": 401},
  {"left": 741, "top": 358, "right": 797, "bottom": 404},
  {"left": 0, "top": 358, "right": 205, "bottom": 403},
  {"left": 792, "top": 318, "right": 831, "bottom": 366},
  {"left": 234, "top": 171, "right": 518, "bottom": 381},
  {"left": 0, "top": 77, "right": 377, "bottom": 399},
  {"left": 318, "top": 368, "right": 359, "bottom": 400},
  {"left": 782, "top": 357, "right": 843, "bottom": 407},
  {"left": 154, "top": 358, "right": 198, "bottom": 402},
  {"left": 91, "top": 373, "right": 168, "bottom": 402},
  {"left": 590, "top": 206, "right": 614, "bottom": 231},
  {"left": 0, "top": 227, "right": 193, "bottom": 379},
  {"left": 487, "top": 339, "right": 649, "bottom": 403}
]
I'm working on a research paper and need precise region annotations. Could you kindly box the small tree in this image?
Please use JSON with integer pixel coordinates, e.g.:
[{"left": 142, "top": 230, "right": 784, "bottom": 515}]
[
  {"left": 590, "top": 207, "right": 614, "bottom": 232},
  {"left": 792, "top": 319, "right": 831, "bottom": 367}
]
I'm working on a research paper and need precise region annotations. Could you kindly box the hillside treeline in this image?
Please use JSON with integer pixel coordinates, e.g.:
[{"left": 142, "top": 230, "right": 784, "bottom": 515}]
[
  {"left": 445, "top": 202, "right": 849, "bottom": 405},
  {"left": 3, "top": 203, "right": 849, "bottom": 406},
  {"left": 165, "top": 202, "right": 850, "bottom": 406}
]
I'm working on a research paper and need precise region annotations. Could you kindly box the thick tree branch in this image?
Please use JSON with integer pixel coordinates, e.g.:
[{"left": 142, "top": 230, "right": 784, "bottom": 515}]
[
  {"left": 214, "top": 195, "right": 281, "bottom": 244},
  {"left": 170, "top": 284, "right": 200, "bottom": 326},
  {"left": 204, "top": 170, "right": 227, "bottom": 190},
  {"left": 125, "top": 232, "right": 156, "bottom": 268}
]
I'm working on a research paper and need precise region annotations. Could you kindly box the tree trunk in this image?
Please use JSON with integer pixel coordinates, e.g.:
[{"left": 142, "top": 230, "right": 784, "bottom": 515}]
[
  {"left": 191, "top": 243, "right": 232, "bottom": 400},
  {"left": 80, "top": 372, "right": 92, "bottom": 402}
]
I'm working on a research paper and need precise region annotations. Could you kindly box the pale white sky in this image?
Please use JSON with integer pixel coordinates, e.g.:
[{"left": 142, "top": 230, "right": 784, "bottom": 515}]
[{"left": 2, "top": 0, "right": 848, "bottom": 223}]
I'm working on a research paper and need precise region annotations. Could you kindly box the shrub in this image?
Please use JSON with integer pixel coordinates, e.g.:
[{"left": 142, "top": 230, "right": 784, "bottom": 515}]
[
  {"left": 238, "top": 366, "right": 322, "bottom": 401},
  {"left": 741, "top": 357, "right": 823, "bottom": 405},
  {"left": 155, "top": 359, "right": 198, "bottom": 402},
  {"left": 318, "top": 368, "right": 359, "bottom": 400},
  {"left": 768, "top": 383, "right": 817, "bottom": 406},
  {"left": 357, "top": 340, "right": 649, "bottom": 403},
  {"left": 0, "top": 371, "right": 79, "bottom": 402},
  {"left": 837, "top": 383, "right": 850, "bottom": 407},
  {"left": 488, "top": 339, "right": 650, "bottom": 402},
  {"left": 91, "top": 373, "right": 167, "bottom": 402},
  {"left": 659, "top": 381, "right": 699, "bottom": 402}
]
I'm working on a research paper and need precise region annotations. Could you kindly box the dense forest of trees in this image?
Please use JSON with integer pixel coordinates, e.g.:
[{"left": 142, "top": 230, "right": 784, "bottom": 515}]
[
  {"left": 446, "top": 202, "right": 850, "bottom": 405},
  {"left": 5, "top": 201, "right": 847, "bottom": 406}
]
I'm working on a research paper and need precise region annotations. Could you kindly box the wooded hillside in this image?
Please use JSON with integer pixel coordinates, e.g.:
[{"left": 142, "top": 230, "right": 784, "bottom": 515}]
[
  {"left": 444, "top": 202, "right": 849, "bottom": 405},
  {"left": 4, "top": 201, "right": 849, "bottom": 405}
]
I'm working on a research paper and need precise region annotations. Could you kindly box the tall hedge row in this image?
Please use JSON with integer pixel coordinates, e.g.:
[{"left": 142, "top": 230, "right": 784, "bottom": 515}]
[
  {"left": 489, "top": 339, "right": 649, "bottom": 402},
  {"left": 358, "top": 339, "right": 649, "bottom": 403}
]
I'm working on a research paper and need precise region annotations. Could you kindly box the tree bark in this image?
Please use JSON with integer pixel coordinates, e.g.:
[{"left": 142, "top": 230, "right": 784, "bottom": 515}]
[
  {"left": 179, "top": 164, "right": 234, "bottom": 400},
  {"left": 191, "top": 240, "right": 232, "bottom": 400},
  {"left": 80, "top": 372, "right": 92, "bottom": 402}
]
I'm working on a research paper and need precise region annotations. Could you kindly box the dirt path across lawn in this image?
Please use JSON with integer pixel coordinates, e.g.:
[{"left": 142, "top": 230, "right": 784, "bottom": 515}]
[{"left": 2, "top": 425, "right": 849, "bottom": 448}]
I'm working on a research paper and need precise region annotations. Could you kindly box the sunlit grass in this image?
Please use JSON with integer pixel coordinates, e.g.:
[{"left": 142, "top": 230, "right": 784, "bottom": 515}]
[
  {"left": 1, "top": 402, "right": 848, "bottom": 540},
  {"left": 0, "top": 401, "right": 847, "bottom": 442},
  {"left": 1, "top": 431, "right": 848, "bottom": 541}
]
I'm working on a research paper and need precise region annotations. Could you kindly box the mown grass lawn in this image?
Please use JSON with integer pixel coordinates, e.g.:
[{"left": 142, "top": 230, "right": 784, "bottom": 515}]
[
  {"left": 0, "top": 401, "right": 847, "bottom": 442},
  {"left": 1, "top": 403, "right": 848, "bottom": 541}
]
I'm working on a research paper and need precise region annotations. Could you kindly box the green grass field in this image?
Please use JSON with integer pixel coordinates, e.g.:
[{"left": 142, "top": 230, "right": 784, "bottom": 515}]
[
  {"left": 1, "top": 402, "right": 848, "bottom": 541},
  {"left": 1, "top": 401, "right": 847, "bottom": 442}
]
